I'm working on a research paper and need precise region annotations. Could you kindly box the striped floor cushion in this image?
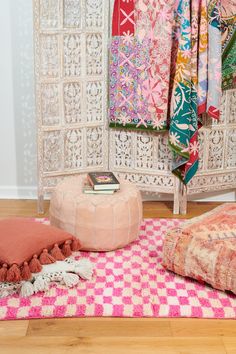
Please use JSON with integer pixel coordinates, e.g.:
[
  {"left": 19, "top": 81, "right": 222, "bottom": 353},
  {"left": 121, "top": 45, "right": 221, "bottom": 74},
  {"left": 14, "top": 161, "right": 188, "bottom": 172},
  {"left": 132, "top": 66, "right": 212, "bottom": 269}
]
[{"left": 163, "top": 203, "right": 236, "bottom": 294}]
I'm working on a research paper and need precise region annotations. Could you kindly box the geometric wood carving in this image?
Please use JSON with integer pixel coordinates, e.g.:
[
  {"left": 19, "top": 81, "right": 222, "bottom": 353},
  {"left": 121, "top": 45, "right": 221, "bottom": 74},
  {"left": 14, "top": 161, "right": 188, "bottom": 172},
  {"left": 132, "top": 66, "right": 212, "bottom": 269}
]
[{"left": 34, "top": 1, "right": 236, "bottom": 214}]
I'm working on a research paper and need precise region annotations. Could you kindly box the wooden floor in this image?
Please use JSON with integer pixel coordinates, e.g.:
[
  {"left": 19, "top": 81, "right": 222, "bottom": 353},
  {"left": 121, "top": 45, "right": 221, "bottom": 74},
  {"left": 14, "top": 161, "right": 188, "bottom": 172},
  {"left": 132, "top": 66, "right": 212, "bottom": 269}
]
[{"left": 0, "top": 199, "right": 235, "bottom": 354}]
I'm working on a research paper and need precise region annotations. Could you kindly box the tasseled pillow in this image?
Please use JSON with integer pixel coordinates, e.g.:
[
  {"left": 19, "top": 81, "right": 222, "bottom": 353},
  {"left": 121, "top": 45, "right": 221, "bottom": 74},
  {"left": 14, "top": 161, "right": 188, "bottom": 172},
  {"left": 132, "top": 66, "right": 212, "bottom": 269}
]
[{"left": 0, "top": 218, "right": 81, "bottom": 282}]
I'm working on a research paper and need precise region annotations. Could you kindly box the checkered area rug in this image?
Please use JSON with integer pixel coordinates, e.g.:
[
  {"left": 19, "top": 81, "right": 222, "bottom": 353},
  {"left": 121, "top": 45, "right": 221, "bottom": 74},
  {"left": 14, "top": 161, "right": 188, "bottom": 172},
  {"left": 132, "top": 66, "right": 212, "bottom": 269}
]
[{"left": 1, "top": 218, "right": 236, "bottom": 320}]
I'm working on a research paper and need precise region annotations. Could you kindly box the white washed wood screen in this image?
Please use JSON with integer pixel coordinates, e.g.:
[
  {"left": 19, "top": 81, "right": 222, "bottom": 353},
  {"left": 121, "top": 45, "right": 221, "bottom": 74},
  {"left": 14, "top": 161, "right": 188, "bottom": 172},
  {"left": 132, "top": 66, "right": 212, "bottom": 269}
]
[
  {"left": 187, "top": 90, "right": 236, "bottom": 196},
  {"left": 34, "top": 0, "right": 109, "bottom": 211},
  {"left": 110, "top": 90, "right": 236, "bottom": 213},
  {"left": 34, "top": 0, "right": 236, "bottom": 214}
]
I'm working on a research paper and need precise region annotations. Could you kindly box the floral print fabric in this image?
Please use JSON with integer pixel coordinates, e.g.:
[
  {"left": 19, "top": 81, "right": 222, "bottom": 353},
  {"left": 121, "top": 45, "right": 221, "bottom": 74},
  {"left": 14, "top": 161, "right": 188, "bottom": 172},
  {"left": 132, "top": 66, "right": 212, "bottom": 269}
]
[
  {"left": 221, "top": 0, "right": 236, "bottom": 90},
  {"left": 110, "top": 36, "right": 153, "bottom": 129},
  {"left": 169, "top": 0, "right": 222, "bottom": 184},
  {"left": 110, "top": 0, "right": 176, "bottom": 131},
  {"left": 110, "top": 0, "right": 223, "bottom": 184}
]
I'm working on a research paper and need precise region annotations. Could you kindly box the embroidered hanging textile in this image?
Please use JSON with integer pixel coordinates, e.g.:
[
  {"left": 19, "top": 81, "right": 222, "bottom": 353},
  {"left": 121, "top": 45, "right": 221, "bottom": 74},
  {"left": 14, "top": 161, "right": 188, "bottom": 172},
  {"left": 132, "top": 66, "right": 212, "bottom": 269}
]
[
  {"left": 109, "top": 0, "right": 176, "bottom": 131},
  {"left": 222, "top": 0, "right": 236, "bottom": 90},
  {"left": 109, "top": 0, "right": 223, "bottom": 184},
  {"left": 169, "top": 0, "right": 222, "bottom": 184}
]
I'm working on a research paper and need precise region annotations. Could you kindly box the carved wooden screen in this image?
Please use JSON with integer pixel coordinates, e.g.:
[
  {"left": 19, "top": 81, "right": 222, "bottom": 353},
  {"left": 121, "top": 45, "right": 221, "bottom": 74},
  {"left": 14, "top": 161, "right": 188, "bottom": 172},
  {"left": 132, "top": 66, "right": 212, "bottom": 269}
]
[
  {"left": 34, "top": 0, "right": 109, "bottom": 212},
  {"left": 34, "top": 0, "right": 236, "bottom": 214},
  {"left": 109, "top": 90, "right": 236, "bottom": 213},
  {"left": 187, "top": 90, "right": 236, "bottom": 196}
]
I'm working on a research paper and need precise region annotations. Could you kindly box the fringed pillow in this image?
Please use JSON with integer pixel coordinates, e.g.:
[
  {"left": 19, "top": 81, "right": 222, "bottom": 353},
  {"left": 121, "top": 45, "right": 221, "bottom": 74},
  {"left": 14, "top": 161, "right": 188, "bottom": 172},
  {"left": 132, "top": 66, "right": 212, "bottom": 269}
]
[{"left": 0, "top": 218, "right": 81, "bottom": 282}]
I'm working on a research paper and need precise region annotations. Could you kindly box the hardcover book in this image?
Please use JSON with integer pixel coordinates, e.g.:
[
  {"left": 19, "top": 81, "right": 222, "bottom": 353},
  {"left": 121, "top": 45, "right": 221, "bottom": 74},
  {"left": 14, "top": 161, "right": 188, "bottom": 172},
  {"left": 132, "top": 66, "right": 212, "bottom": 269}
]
[
  {"left": 87, "top": 172, "right": 120, "bottom": 191},
  {"left": 83, "top": 181, "right": 115, "bottom": 194}
]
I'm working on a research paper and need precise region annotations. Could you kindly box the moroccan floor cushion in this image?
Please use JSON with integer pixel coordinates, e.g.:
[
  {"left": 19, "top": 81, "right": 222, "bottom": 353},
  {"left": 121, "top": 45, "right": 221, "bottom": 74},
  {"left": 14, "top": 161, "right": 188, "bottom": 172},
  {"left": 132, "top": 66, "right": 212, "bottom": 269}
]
[
  {"left": 0, "top": 218, "right": 81, "bottom": 283},
  {"left": 163, "top": 203, "right": 236, "bottom": 294},
  {"left": 50, "top": 175, "right": 143, "bottom": 251}
]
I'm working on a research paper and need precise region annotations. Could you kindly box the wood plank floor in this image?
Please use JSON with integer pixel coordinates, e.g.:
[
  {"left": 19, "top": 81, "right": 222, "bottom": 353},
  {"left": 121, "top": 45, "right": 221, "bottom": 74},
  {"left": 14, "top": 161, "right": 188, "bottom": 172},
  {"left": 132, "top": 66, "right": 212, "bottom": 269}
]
[{"left": 0, "top": 199, "right": 235, "bottom": 354}]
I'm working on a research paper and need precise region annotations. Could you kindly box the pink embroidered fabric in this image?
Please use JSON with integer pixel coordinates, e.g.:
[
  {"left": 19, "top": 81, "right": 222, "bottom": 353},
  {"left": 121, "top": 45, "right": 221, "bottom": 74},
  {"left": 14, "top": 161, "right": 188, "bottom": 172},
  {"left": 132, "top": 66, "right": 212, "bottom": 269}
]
[
  {"left": 109, "top": 0, "right": 176, "bottom": 131},
  {"left": 163, "top": 203, "right": 236, "bottom": 295}
]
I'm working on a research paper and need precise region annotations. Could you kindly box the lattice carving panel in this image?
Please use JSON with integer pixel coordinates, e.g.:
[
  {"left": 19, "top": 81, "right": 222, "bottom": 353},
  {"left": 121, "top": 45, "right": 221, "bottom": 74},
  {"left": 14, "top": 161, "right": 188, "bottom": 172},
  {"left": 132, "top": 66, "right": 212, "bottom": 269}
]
[
  {"left": 34, "top": 0, "right": 236, "bottom": 213},
  {"left": 64, "top": 129, "right": 83, "bottom": 170},
  {"left": 86, "top": 81, "right": 103, "bottom": 123},
  {"left": 109, "top": 129, "right": 175, "bottom": 193},
  {"left": 109, "top": 90, "right": 236, "bottom": 196},
  {"left": 40, "top": 0, "right": 60, "bottom": 29},
  {"left": 63, "top": 0, "right": 81, "bottom": 28},
  {"left": 41, "top": 83, "right": 60, "bottom": 126},
  {"left": 43, "top": 131, "right": 63, "bottom": 172},
  {"left": 188, "top": 90, "right": 236, "bottom": 195},
  {"left": 34, "top": 0, "right": 109, "bottom": 198}
]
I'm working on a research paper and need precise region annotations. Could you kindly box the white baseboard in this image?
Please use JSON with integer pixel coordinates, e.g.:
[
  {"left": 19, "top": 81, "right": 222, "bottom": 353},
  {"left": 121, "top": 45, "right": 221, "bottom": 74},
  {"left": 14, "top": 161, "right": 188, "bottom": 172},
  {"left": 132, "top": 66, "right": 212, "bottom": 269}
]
[
  {"left": 0, "top": 185, "right": 235, "bottom": 202},
  {"left": 142, "top": 190, "right": 236, "bottom": 202},
  {"left": 193, "top": 191, "right": 236, "bottom": 202},
  {"left": 0, "top": 186, "right": 37, "bottom": 199}
]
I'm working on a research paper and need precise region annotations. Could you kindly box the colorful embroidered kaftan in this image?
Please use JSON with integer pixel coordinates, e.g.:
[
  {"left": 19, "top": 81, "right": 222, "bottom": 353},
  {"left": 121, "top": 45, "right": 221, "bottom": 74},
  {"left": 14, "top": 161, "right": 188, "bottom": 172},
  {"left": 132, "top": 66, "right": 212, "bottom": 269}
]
[
  {"left": 110, "top": 0, "right": 176, "bottom": 131},
  {"left": 222, "top": 0, "right": 236, "bottom": 90}
]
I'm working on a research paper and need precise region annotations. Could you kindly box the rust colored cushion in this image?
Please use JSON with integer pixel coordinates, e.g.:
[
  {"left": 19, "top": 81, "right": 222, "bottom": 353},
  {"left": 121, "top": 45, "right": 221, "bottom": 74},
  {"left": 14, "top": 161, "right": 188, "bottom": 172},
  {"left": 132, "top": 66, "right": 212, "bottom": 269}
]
[
  {"left": 0, "top": 218, "right": 81, "bottom": 282},
  {"left": 163, "top": 203, "right": 236, "bottom": 294}
]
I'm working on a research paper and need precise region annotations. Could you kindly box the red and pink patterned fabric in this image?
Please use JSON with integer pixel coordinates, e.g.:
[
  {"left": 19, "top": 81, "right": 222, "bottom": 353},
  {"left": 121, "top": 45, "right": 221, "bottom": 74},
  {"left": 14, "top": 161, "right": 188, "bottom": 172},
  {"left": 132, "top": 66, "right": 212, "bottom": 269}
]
[
  {"left": 110, "top": 0, "right": 176, "bottom": 131},
  {"left": 112, "top": 0, "right": 135, "bottom": 36},
  {"left": 163, "top": 203, "right": 236, "bottom": 295}
]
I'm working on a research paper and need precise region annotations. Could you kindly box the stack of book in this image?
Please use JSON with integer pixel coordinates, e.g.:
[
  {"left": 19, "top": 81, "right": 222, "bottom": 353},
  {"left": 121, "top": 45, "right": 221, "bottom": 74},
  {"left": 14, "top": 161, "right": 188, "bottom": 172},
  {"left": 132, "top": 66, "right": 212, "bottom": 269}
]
[{"left": 83, "top": 172, "right": 120, "bottom": 195}]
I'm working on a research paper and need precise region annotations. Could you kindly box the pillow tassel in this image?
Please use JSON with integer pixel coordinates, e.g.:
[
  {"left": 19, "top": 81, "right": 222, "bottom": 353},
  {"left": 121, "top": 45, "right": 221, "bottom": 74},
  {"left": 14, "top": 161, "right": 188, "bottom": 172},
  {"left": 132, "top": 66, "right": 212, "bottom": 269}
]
[
  {"left": 6, "top": 264, "right": 22, "bottom": 282},
  {"left": 71, "top": 238, "right": 81, "bottom": 252},
  {"left": 39, "top": 249, "right": 56, "bottom": 265},
  {"left": 0, "top": 264, "right": 8, "bottom": 281},
  {"left": 50, "top": 244, "right": 65, "bottom": 261},
  {"left": 21, "top": 262, "right": 31, "bottom": 280},
  {"left": 20, "top": 281, "right": 35, "bottom": 297},
  {"left": 29, "top": 255, "right": 42, "bottom": 273},
  {"left": 61, "top": 240, "right": 72, "bottom": 257}
]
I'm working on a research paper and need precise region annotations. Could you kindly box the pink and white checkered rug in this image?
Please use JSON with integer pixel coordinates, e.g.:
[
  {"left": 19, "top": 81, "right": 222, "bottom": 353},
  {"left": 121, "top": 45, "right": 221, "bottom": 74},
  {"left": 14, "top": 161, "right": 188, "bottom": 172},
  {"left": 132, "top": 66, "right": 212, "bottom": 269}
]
[{"left": 1, "top": 218, "right": 236, "bottom": 320}]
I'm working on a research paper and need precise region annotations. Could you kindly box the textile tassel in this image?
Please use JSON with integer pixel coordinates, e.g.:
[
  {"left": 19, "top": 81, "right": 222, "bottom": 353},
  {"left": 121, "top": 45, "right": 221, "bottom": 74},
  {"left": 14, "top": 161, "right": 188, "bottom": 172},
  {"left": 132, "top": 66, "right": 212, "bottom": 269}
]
[
  {"left": 0, "top": 264, "right": 8, "bottom": 281},
  {"left": 6, "top": 263, "right": 22, "bottom": 282},
  {"left": 39, "top": 249, "right": 55, "bottom": 265},
  {"left": 33, "top": 276, "right": 50, "bottom": 293},
  {"left": 20, "top": 281, "right": 35, "bottom": 297},
  {"left": 62, "top": 240, "right": 72, "bottom": 257},
  {"left": 74, "top": 259, "right": 94, "bottom": 280},
  {"left": 50, "top": 244, "right": 65, "bottom": 261},
  {"left": 29, "top": 255, "right": 42, "bottom": 273},
  {"left": 71, "top": 238, "right": 81, "bottom": 252},
  {"left": 21, "top": 262, "right": 31, "bottom": 280},
  {"left": 61, "top": 273, "right": 80, "bottom": 288}
]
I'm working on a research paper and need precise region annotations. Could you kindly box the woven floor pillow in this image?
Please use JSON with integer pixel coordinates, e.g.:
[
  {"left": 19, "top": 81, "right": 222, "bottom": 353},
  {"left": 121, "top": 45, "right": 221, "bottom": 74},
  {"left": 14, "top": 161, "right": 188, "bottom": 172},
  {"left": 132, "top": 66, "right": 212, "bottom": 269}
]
[
  {"left": 163, "top": 203, "right": 236, "bottom": 294},
  {"left": 0, "top": 218, "right": 81, "bottom": 282}
]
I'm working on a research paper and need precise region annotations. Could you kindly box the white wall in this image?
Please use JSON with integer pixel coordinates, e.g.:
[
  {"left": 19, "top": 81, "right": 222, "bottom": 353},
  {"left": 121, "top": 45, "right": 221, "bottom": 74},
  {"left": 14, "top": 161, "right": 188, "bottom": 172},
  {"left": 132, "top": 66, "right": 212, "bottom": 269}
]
[
  {"left": 0, "top": 0, "right": 234, "bottom": 202},
  {"left": 0, "top": 0, "right": 37, "bottom": 199}
]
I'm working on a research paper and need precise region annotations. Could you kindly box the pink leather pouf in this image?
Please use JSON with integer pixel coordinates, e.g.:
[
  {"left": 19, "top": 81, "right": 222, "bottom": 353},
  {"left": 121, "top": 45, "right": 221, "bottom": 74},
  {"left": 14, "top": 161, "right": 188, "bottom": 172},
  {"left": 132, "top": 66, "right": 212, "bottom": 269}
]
[{"left": 49, "top": 175, "right": 143, "bottom": 251}]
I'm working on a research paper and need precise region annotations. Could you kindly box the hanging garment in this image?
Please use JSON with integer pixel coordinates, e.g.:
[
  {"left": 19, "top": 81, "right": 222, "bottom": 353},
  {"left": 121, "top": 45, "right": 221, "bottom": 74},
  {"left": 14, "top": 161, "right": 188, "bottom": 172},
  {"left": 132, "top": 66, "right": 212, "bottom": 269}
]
[
  {"left": 169, "top": 0, "right": 222, "bottom": 184},
  {"left": 222, "top": 0, "right": 236, "bottom": 90},
  {"left": 109, "top": 0, "right": 222, "bottom": 184},
  {"left": 109, "top": 0, "right": 176, "bottom": 131}
]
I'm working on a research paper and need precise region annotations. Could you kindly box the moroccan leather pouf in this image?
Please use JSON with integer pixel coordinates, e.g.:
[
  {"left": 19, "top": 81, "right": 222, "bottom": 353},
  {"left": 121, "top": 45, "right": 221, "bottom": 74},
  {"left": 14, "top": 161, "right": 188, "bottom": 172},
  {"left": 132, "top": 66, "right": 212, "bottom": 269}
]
[{"left": 50, "top": 175, "right": 143, "bottom": 251}]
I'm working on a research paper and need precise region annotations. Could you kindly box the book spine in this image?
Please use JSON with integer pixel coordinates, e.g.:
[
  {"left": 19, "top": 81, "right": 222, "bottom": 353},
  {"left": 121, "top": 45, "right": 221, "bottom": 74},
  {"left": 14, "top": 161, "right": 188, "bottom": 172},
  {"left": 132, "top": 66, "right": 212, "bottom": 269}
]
[{"left": 87, "top": 175, "right": 94, "bottom": 188}]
